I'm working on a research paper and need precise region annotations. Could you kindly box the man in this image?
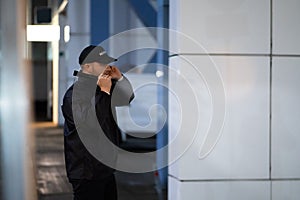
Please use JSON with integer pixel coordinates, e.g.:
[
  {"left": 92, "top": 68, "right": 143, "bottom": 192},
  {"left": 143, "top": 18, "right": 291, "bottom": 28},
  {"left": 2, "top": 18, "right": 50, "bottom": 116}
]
[{"left": 61, "top": 45, "right": 134, "bottom": 200}]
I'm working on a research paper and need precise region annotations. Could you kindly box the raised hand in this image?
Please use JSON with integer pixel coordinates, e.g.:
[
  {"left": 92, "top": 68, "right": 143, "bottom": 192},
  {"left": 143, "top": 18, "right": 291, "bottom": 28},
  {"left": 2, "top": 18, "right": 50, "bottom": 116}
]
[
  {"left": 97, "top": 74, "right": 112, "bottom": 94},
  {"left": 103, "top": 65, "right": 122, "bottom": 80}
]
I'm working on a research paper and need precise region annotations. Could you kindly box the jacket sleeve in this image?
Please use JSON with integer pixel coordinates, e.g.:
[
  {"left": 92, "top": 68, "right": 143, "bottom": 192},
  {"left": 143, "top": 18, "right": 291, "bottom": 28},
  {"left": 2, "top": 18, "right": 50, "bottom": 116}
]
[
  {"left": 61, "top": 87, "right": 77, "bottom": 136},
  {"left": 110, "top": 75, "right": 135, "bottom": 107},
  {"left": 94, "top": 90, "right": 112, "bottom": 119}
]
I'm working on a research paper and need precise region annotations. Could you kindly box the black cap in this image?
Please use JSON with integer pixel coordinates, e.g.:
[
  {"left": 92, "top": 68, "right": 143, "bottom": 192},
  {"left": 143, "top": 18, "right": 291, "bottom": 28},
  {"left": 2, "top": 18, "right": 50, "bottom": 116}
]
[{"left": 78, "top": 45, "right": 117, "bottom": 65}]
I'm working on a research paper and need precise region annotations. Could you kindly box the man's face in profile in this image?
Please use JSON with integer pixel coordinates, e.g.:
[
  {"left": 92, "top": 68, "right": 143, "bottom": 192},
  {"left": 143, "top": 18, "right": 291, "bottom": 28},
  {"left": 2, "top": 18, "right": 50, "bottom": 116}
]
[{"left": 85, "top": 62, "right": 107, "bottom": 76}]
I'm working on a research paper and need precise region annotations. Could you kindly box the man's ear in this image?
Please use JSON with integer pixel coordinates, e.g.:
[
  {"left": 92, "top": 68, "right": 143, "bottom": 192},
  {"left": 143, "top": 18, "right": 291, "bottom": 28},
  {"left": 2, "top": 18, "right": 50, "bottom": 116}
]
[{"left": 80, "top": 64, "right": 91, "bottom": 73}]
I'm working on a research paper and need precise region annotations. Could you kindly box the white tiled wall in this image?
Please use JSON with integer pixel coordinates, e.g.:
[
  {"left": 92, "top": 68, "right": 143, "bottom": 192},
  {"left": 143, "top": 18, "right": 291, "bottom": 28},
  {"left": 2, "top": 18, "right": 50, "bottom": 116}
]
[
  {"left": 169, "top": 0, "right": 300, "bottom": 199},
  {"left": 272, "top": 181, "right": 300, "bottom": 200},
  {"left": 169, "top": 176, "right": 271, "bottom": 200},
  {"left": 169, "top": 55, "right": 270, "bottom": 180},
  {"left": 271, "top": 57, "right": 300, "bottom": 179},
  {"left": 273, "top": 0, "right": 300, "bottom": 54},
  {"left": 169, "top": 0, "right": 270, "bottom": 54}
]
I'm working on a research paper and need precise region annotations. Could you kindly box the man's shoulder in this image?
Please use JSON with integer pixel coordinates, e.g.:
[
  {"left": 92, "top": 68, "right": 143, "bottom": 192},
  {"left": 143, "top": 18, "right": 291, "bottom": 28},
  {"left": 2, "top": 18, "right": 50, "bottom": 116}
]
[{"left": 63, "top": 84, "right": 74, "bottom": 100}]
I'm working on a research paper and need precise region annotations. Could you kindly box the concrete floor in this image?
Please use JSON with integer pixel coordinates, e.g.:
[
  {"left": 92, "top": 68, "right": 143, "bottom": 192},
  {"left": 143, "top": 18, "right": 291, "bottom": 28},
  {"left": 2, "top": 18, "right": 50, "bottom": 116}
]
[{"left": 35, "top": 125, "right": 167, "bottom": 200}]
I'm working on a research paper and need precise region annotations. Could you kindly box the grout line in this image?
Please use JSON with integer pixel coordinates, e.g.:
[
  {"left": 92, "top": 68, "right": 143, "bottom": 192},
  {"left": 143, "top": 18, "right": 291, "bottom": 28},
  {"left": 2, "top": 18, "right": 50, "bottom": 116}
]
[
  {"left": 272, "top": 54, "right": 300, "bottom": 57},
  {"left": 168, "top": 174, "right": 300, "bottom": 183},
  {"left": 169, "top": 54, "right": 300, "bottom": 58},
  {"left": 170, "top": 53, "right": 271, "bottom": 57},
  {"left": 270, "top": 0, "right": 273, "bottom": 199}
]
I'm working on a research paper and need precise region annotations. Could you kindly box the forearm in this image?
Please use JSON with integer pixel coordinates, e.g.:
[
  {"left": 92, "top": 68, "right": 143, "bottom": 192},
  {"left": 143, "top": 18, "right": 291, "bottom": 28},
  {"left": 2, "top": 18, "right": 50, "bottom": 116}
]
[{"left": 111, "top": 76, "right": 135, "bottom": 106}]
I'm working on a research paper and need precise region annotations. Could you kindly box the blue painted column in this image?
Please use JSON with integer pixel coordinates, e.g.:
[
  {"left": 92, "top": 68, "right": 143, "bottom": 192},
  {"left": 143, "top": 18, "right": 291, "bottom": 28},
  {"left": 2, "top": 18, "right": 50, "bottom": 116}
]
[
  {"left": 156, "top": 0, "right": 169, "bottom": 190},
  {"left": 90, "top": 0, "right": 109, "bottom": 45},
  {"left": 128, "top": 0, "right": 157, "bottom": 27}
]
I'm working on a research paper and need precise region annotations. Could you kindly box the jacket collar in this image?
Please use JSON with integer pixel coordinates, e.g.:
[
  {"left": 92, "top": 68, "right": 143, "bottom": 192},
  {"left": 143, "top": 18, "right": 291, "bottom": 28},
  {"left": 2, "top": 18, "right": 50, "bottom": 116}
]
[
  {"left": 74, "top": 70, "right": 98, "bottom": 80},
  {"left": 73, "top": 70, "right": 99, "bottom": 97},
  {"left": 74, "top": 70, "right": 98, "bottom": 84}
]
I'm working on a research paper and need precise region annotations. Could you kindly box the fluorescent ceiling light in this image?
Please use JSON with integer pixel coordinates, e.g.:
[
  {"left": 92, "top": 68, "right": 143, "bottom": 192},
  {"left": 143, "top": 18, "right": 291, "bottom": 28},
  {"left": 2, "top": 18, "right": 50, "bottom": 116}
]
[
  {"left": 64, "top": 25, "right": 70, "bottom": 42},
  {"left": 27, "top": 25, "right": 60, "bottom": 42}
]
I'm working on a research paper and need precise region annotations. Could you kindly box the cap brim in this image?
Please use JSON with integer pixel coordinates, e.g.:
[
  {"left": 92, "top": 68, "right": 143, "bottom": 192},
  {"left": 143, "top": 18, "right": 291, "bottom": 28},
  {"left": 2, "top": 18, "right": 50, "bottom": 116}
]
[{"left": 97, "top": 55, "right": 117, "bottom": 64}]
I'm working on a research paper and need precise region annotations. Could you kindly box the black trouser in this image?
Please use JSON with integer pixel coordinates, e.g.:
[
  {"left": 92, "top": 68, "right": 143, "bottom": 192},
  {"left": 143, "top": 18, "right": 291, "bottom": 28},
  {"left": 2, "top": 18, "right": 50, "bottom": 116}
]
[{"left": 70, "top": 175, "right": 117, "bottom": 200}]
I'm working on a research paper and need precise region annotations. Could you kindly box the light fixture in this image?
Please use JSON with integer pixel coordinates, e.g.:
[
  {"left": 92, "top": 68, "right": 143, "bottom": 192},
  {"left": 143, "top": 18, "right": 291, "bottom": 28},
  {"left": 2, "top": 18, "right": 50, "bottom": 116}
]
[
  {"left": 26, "top": 25, "right": 60, "bottom": 42},
  {"left": 64, "top": 25, "right": 70, "bottom": 42}
]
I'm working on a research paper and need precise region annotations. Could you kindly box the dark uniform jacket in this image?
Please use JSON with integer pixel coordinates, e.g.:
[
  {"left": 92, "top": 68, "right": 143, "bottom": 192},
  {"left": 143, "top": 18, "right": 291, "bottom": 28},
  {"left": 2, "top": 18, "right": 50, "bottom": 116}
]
[{"left": 61, "top": 71, "right": 134, "bottom": 181}]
